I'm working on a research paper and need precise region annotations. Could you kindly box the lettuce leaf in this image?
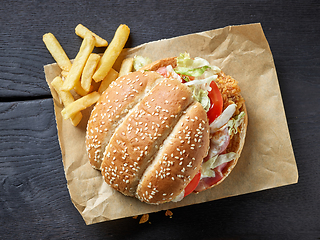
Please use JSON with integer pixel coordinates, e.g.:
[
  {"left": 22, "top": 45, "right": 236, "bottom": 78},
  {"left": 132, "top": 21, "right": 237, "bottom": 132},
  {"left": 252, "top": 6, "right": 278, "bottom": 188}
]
[
  {"left": 133, "top": 55, "right": 152, "bottom": 71},
  {"left": 201, "top": 152, "right": 239, "bottom": 178},
  {"left": 176, "top": 52, "right": 194, "bottom": 67},
  {"left": 175, "top": 53, "right": 211, "bottom": 77},
  {"left": 176, "top": 53, "right": 211, "bottom": 68},
  {"left": 190, "top": 86, "right": 211, "bottom": 112},
  {"left": 227, "top": 111, "right": 245, "bottom": 135},
  {"left": 175, "top": 53, "right": 220, "bottom": 111},
  {"left": 210, "top": 104, "right": 237, "bottom": 133},
  {"left": 184, "top": 75, "right": 217, "bottom": 92},
  {"left": 174, "top": 66, "right": 211, "bottom": 77}
]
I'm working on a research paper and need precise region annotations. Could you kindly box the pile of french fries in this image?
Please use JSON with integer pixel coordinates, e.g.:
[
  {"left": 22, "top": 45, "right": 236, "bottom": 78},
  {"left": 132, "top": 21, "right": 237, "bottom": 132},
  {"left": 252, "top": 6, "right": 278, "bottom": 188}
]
[{"left": 43, "top": 24, "right": 134, "bottom": 126}]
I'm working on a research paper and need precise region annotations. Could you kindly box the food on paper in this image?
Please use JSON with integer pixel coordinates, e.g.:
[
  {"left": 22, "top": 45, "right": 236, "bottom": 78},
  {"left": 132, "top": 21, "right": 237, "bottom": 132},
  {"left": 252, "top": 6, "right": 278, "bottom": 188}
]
[
  {"left": 133, "top": 55, "right": 152, "bottom": 71},
  {"left": 43, "top": 33, "right": 72, "bottom": 72},
  {"left": 61, "top": 70, "right": 69, "bottom": 78},
  {"left": 98, "top": 68, "right": 119, "bottom": 94},
  {"left": 62, "top": 33, "right": 96, "bottom": 91},
  {"left": 61, "top": 91, "right": 100, "bottom": 120},
  {"left": 118, "top": 57, "right": 133, "bottom": 77},
  {"left": 75, "top": 24, "right": 109, "bottom": 47},
  {"left": 93, "top": 24, "right": 130, "bottom": 82},
  {"left": 86, "top": 53, "right": 247, "bottom": 204},
  {"left": 43, "top": 24, "right": 130, "bottom": 126},
  {"left": 81, "top": 53, "right": 101, "bottom": 92},
  {"left": 51, "top": 76, "right": 83, "bottom": 126}
]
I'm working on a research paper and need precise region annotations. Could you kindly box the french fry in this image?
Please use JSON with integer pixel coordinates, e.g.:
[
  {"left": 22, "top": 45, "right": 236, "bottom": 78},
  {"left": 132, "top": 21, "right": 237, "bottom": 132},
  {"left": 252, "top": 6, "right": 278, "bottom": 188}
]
[
  {"left": 98, "top": 68, "right": 118, "bottom": 94},
  {"left": 51, "top": 76, "right": 82, "bottom": 126},
  {"left": 61, "top": 91, "right": 100, "bottom": 120},
  {"left": 51, "top": 76, "right": 74, "bottom": 105},
  {"left": 74, "top": 80, "right": 91, "bottom": 96},
  {"left": 93, "top": 24, "right": 130, "bottom": 82},
  {"left": 61, "top": 70, "right": 69, "bottom": 78},
  {"left": 75, "top": 24, "right": 108, "bottom": 47},
  {"left": 68, "top": 110, "right": 83, "bottom": 126},
  {"left": 43, "top": 33, "right": 72, "bottom": 72},
  {"left": 62, "top": 33, "right": 95, "bottom": 91},
  {"left": 81, "top": 53, "right": 100, "bottom": 92},
  {"left": 118, "top": 58, "right": 133, "bottom": 77}
]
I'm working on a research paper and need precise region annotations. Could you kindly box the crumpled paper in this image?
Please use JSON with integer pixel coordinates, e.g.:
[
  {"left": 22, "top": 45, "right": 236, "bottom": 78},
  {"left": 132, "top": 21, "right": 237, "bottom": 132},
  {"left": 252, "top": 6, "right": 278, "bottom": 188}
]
[{"left": 44, "top": 23, "right": 298, "bottom": 225}]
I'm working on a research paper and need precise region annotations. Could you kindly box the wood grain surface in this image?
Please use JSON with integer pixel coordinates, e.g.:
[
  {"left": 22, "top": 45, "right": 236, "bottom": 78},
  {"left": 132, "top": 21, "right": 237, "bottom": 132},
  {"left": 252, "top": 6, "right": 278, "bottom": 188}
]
[{"left": 1, "top": 0, "right": 320, "bottom": 239}]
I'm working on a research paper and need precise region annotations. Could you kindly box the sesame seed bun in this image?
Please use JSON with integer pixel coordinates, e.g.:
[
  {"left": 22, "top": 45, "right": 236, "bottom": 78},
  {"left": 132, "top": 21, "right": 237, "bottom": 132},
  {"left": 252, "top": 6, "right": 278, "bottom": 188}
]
[
  {"left": 86, "top": 71, "right": 163, "bottom": 170},
  {"left": 86, "top": 56, "right": 247, "bottom": 204},
  {"left": 86, "top": 70, "right": 210, "bottom": 204}
]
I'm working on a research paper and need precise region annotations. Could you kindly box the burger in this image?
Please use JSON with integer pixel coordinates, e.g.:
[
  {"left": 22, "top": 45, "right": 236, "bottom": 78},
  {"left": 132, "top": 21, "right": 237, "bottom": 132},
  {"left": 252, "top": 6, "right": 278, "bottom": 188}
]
[{"left": 85, "top": 53, "right": 247, "bottom": 204}]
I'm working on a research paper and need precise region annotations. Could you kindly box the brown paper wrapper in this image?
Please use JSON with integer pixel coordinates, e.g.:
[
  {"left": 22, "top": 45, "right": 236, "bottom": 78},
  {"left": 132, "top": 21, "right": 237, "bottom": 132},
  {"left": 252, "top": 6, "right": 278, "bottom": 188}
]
[{"left": 44, "top": 23, "right": 298, "bottom": 225}]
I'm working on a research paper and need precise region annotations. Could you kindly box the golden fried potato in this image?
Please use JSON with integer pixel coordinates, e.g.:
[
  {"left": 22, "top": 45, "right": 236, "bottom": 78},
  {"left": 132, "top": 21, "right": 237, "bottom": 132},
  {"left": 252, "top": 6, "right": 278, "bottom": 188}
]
[
  {"left": 81, "top": 53, "right": 100, "bottom": 92},
  {"left": 51, "top": 76, "right": 82, "bottom": 126},
  {"left": 62, "top": 33, "right": 95, "bottom": 91},
  {"left": 98, "top": 68, "right": 118, "bottom": 94},
  {"left": 43, "top": 33, "right": 72, "bottom": 72},
  {"left": 61, "top": 91, "right": 100, "bottom": 120},
  {"left": 118, "top": 58, "right": 133, "bottom": 77},
  {"left": 75, "top": 24, "right": 108, "bottom": 47},
  {"left": 92, "top": 24, "right": 130, "bottom": 82}
]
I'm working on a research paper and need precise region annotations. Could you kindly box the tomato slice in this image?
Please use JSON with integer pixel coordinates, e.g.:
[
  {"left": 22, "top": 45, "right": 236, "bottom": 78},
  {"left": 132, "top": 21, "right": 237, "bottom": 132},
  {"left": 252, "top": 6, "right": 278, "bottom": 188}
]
[
  {"left": 207, "top": 80, "right": 223, "bottom": 124},
  {"left": 184, "top": 171, "right": 201, "bottom": 197},
  {"left": 156, "top": 67, "right": 167, "bottom": 77}
]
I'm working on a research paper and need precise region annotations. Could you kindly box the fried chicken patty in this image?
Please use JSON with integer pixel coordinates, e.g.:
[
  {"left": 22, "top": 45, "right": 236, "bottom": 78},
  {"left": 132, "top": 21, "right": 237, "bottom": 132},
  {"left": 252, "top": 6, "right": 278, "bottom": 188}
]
[{"left": 216, "top": 71, "right": 244, "bottom": 116}]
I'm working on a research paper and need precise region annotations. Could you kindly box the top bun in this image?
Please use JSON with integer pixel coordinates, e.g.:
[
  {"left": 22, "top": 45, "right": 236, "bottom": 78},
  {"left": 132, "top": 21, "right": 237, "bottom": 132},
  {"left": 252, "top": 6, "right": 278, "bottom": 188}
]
[{"left": 86, "top": 70, "right": 210, "bottom": 204}]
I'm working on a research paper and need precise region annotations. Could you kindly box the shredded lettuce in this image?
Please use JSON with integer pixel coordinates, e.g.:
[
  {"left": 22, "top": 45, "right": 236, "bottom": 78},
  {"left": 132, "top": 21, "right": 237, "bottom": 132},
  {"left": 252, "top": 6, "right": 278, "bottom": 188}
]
[
  {"left": 176, "top": 53, "right": 211, "bottom": 68},
  {"left": 210, "top": 104, "right": 237, "bottom": 133},
  {"left": 227, "top": 111, "right": 245, "bottom": 135},
  {"left": 175, "top": 53, "right": 211, "bottom": 77},
  {"left": 176, "top": 52, "right": 194, "bottom": 67},
  {"left": 184, "top": 75, "right": 217, "bottom": 92},
  {"left": 172, "top": 190, "right": 185, "bottom": 202},
  {"left": 190, "top": 86, "right": 211, "bottom": 111},
  {"left": 133, "top": 55, "right": 152, "bottom": 71},
  {"left": 174, "top": 52, "right": 222, "bottom": 110},
  {"left": 176, "top": 52, "right": 221, "bottom": 74},
  {"left": 174, "top": 66, "right": 211, "bottom": 77},
  {"left": 201, "top": 152, "right": 239, "bottom": 178}
]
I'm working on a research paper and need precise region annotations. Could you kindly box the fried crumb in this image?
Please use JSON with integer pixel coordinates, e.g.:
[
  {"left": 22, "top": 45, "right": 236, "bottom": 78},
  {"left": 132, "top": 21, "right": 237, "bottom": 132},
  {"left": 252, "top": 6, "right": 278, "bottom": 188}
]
[
  {"left": 132, "top": 215, "right": 138, "bottom": 219},
  {"left": 165, "top": 209, "right": 173, "bottom": 218},
  {"left": 216, "top": 71, "right": 244, "bottom": 116},
  {"left": 139, "top": 214, "right": 149, "bottom": 224}
]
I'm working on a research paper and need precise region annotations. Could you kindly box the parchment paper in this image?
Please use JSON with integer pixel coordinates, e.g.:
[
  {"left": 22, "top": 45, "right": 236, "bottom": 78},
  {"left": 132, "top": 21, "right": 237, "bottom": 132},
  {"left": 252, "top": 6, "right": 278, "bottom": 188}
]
[{"left": 44, "top": 23, "right": 298, "bottom": 225}]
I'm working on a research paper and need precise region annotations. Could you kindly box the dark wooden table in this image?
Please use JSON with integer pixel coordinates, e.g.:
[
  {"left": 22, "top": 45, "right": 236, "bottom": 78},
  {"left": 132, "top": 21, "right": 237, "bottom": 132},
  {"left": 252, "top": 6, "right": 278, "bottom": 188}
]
[{"left": 1, "top": 1, "right": 319, "bottom": 239}]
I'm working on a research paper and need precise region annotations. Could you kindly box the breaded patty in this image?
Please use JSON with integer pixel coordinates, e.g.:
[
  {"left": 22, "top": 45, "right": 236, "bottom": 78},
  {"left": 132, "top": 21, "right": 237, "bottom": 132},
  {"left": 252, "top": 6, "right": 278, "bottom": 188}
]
[{"left": 215, "top": 71, "right": 245, "bottom": 116}]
